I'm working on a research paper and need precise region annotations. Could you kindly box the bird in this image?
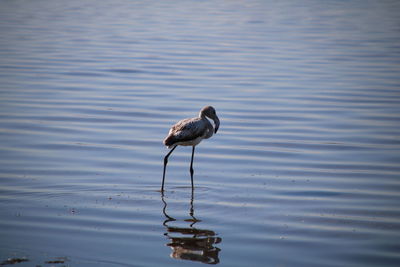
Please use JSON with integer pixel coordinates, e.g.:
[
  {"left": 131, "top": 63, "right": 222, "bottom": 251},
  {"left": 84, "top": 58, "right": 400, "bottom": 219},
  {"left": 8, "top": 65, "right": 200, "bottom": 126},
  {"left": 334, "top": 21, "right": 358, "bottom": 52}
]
[{"left": 161, "top": 106, "right": 220, "bottom": 192}]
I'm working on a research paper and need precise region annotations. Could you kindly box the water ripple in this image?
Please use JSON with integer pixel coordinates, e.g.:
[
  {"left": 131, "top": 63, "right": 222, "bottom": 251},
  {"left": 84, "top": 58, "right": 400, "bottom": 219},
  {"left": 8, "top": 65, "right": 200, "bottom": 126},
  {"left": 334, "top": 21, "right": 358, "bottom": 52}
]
[{"left": 1, "top": 0, "right": 400, "bottom": 266}]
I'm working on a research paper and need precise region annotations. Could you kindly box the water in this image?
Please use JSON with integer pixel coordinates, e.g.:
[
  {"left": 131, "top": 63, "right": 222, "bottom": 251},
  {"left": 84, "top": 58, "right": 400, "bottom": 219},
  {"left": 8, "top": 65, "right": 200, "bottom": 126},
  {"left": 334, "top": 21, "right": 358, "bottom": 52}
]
[{"left": 1, "top": 0, "right": 400, "bottom": 266}]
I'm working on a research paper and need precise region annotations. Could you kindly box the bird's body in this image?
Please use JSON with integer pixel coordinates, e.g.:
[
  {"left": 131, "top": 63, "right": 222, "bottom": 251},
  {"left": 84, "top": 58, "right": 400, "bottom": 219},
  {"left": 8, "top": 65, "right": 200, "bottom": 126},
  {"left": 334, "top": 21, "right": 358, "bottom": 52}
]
[
  {"left": 164, "top": 117, "right": 214, "bottom": 148},
  {"left": 161, "top": 106, "right": 220, "bottom": 192}
]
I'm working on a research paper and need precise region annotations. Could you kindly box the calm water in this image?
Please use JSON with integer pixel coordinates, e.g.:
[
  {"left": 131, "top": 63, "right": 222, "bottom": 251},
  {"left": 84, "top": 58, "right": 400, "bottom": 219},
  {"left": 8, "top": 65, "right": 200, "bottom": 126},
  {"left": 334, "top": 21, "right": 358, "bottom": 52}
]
[{"left": 1, "top": 0, "right": 400, "bottom": 266}]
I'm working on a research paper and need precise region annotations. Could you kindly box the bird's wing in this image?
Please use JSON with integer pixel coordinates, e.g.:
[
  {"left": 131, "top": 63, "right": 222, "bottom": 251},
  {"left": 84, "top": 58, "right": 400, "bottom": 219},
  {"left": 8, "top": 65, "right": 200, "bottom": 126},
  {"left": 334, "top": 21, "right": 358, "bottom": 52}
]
[{"left": 170, "top": 118, "right": 206, "bottom": 143}]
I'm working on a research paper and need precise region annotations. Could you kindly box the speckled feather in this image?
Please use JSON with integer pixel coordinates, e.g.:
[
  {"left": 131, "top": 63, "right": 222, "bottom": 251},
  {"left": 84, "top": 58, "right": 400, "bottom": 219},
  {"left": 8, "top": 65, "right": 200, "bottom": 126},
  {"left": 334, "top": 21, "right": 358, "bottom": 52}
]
[{"left": 163, "top": 117, "right": 214, "bottom": 148}]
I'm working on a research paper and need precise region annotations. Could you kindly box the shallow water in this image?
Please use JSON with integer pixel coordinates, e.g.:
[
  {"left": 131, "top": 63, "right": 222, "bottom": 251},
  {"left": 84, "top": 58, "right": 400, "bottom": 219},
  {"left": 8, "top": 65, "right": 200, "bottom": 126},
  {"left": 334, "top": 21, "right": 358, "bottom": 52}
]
[{"left": 1, "top": 0, "right": 400, "bottom": 266}]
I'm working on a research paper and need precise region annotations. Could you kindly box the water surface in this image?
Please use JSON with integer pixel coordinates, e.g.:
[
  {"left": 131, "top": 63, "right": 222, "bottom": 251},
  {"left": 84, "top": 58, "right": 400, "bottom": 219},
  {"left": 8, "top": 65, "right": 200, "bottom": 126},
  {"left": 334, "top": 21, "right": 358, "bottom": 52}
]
[{"left": 1, "top": 0, "right": 400, "bottom": 266}]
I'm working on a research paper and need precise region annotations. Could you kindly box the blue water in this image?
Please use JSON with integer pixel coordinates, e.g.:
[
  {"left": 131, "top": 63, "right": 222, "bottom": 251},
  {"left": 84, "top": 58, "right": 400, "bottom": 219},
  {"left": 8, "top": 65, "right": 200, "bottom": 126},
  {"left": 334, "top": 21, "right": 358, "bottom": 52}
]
[{"left": 1, "top": 0, "right": 400, "bottom": 266}]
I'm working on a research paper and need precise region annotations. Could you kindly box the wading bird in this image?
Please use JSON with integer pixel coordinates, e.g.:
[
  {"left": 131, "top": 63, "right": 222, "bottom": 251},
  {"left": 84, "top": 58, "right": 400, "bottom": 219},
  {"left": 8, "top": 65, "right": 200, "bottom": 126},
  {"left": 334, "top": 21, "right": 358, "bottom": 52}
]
[{"left": 162, "top": 106, "right": 220, "bottom": 192}]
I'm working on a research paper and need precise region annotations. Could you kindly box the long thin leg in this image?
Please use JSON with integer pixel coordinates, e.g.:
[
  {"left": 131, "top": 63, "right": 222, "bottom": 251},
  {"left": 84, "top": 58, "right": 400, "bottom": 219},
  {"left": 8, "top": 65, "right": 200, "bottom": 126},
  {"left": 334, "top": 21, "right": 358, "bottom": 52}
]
[
  {"left": 189, "top": 189, "right": 199, "bottom": 227},
  {"left": 162, "top": 146, "right": 177, "bottom": 192},
  {"left": 190, "top": 146, "right": 195, "bottom": 191}
]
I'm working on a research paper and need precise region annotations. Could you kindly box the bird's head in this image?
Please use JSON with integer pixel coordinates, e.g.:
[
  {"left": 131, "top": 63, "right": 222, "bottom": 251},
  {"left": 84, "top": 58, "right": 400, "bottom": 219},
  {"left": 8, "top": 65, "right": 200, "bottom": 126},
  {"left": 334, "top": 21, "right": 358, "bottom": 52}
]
[{"left": 200, "top": 106, "right": 220, "bottom": 133}]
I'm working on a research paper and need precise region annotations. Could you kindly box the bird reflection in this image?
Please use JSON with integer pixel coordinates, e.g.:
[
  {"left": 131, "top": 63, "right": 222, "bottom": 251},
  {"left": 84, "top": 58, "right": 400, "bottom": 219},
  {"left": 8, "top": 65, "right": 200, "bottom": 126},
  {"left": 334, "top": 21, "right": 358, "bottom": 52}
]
[{"left": 161, "top": 191, "right": 222, "bottom": 264}]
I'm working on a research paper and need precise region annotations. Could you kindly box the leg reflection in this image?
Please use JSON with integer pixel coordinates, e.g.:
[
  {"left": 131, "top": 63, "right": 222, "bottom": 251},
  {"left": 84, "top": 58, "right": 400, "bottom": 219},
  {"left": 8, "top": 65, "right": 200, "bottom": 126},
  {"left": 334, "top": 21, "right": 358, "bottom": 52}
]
[{"left": 161, "top": 190, "right": 222, "bottom": 264}]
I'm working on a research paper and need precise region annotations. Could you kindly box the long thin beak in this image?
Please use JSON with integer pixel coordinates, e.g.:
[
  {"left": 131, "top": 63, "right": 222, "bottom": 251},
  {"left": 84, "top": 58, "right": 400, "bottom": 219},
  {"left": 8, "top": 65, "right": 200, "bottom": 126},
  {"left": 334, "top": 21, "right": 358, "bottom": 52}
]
[{"left": 213, "top": 116, "right": 220, "bottom": 133}]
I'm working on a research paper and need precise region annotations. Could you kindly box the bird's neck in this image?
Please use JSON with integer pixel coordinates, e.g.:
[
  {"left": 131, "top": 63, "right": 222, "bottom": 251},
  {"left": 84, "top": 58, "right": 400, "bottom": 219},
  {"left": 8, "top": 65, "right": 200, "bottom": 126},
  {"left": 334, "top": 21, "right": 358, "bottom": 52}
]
[
  {"left": 199, "top": 111, "right": 206, "bottom": 119},
  {"left": 203, "top": 117, "right": 214, "bottom": 139}
]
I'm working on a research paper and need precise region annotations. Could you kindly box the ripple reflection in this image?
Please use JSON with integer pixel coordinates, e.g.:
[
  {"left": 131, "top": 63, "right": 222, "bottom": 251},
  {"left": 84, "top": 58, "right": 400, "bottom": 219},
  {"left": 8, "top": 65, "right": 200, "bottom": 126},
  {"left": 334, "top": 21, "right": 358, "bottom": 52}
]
[{"left": 161, "top": 192, "right": 222, "bottom": 264}]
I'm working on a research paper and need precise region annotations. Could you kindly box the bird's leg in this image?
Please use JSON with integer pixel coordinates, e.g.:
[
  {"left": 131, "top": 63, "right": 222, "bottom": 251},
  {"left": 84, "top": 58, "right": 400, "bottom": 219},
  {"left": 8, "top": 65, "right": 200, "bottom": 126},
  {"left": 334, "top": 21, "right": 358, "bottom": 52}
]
[
  {"left": 190, "top": 146, "right": 195, "bottom": 191},
  {"left": 162, "top": 146, "right": 177, "bottom": 192},
  {"left": 189, "top": 189, "right": 199, "bottom": 227}
]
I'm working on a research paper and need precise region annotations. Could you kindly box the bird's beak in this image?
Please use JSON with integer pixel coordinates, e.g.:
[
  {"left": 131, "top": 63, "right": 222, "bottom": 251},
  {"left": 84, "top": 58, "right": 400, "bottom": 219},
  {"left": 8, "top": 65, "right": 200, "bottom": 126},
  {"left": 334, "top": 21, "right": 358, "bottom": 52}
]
[{"left": 214, "top": 116, "right": 220, "bottom": 133}]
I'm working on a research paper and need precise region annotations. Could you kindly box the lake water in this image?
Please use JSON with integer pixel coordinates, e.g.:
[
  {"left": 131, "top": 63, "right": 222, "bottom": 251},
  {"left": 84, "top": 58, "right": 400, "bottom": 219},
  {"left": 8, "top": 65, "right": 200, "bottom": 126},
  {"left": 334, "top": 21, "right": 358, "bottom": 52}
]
[{"left": 1, "top": 0, "right": 400, "bottom": 266}]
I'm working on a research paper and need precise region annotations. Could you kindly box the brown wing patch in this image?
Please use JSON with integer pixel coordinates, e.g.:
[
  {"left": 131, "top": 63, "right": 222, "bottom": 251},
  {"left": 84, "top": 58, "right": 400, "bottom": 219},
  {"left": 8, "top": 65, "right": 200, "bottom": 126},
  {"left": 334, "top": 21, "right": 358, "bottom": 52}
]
[{"left": 165, "top": 118, "right": 205, "bottom": 146}]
